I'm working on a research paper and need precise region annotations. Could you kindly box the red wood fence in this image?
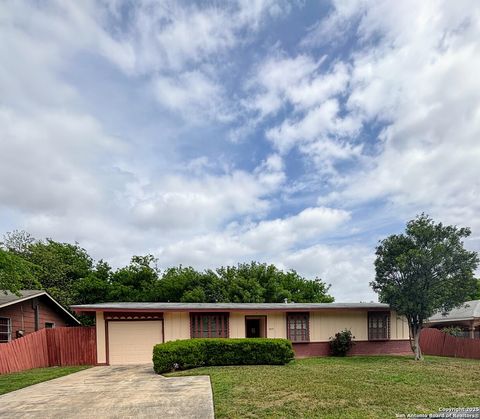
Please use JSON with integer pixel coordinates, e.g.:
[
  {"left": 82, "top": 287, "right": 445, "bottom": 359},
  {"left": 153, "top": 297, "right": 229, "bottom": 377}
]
[
  {"left": 0, "top": 327, "right": 96, "bottom": 374},
  {"left": 420, "top": 328, "right": 480, "bottom": 359}
]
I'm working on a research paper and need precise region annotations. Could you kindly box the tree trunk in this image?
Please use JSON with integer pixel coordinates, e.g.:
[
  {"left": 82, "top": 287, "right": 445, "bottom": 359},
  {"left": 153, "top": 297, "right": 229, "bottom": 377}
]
[
  {"left": 413, "top": 328, "right": 423, "bottom": 360},
  {"left": 408, "top": 322, "right": 423, "bottom": 361}
]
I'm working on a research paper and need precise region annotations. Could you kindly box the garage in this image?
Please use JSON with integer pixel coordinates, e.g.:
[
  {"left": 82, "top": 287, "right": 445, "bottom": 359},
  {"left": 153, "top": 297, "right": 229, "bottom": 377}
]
[{"left": 108, "top": 321, "right": 163, "bottom": 365}]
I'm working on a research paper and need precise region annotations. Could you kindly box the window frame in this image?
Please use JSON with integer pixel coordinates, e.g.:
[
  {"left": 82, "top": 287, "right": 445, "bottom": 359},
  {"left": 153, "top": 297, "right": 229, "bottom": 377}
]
[
  {"left": 0, "top": 317, "right": 12, "bottom": 343},
  {"left": 190, "top": 313, "right": 229, "bottom": 338},
  {"left": 45, "top": 322, "right": 56, "bottom": 329},
  {"left": 286, "top": 312, "right": 310, "bottom": 343},
  {"left": 368, "top": 311, "right": 391, "bottom": 341}
]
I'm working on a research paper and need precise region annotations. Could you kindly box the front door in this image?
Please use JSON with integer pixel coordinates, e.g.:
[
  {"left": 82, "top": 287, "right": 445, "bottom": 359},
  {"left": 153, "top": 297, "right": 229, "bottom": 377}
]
[{"left": 246, "top": 318, "right": 261, "bottom": 338}]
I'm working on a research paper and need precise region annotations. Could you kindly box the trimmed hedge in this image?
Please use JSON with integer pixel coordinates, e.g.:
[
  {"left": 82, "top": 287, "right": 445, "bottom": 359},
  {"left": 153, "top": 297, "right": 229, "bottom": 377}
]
[{"left": 153, "top": 338, "right": 294, "bottom": 374}]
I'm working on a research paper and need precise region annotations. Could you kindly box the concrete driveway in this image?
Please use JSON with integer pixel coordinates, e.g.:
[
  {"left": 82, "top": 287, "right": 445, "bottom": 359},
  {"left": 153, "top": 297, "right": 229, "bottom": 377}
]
[{"left": 0, "top": 365, "right": 214, "bottom": 418}]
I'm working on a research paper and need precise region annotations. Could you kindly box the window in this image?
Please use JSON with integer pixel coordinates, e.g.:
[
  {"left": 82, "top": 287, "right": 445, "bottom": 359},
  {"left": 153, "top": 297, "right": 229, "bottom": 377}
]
[
  {"left": 45, "top": 322, "right": 55, "bottom": 329},
  {"left": 287, "top": 313, "right": 309, "bottom": 342},
  {"left": 0, "top": 317, "right": 11, "bottom": 343},
  {"left": 190, "top": 313, "right": 229, "bottom": 338},
  {"left": 368, "top": 311, "right": 390, "bottom": 340}
]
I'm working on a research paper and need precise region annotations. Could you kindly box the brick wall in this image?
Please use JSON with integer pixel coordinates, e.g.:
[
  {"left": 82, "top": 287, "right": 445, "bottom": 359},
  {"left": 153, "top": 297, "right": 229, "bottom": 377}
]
[{"left": 293, "top": 340, "right": 411, "bottom": 358}]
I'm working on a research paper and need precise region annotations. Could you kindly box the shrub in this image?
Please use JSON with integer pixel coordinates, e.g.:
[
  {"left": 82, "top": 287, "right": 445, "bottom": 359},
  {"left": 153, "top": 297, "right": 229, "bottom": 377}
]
[
  {"left": 153, "top": 338, "right": 294, "bottom": 374},
  {"left": 329, "top": 329, "right": 355, "bottom": 356}
]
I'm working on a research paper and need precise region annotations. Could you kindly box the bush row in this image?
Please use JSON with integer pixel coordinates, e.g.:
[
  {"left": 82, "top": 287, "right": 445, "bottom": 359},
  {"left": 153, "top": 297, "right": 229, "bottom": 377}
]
[{"left": 153, "top": 338, "right": 294, "bottom": 374}]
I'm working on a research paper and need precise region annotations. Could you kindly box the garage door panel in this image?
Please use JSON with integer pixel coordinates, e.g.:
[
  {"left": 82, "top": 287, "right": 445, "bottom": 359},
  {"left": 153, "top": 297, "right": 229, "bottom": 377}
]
[{"left": 108, "top": 321, "right": 163, "bottom": 365}]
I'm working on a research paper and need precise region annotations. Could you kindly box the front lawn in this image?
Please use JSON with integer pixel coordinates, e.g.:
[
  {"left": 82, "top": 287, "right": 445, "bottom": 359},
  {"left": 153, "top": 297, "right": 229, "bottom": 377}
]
[
  {"left": 0, "top": 366, "right": 90, "bottom": 395},
  {"left": 169, "top": 356, "right": 480, "bottom": 418}
]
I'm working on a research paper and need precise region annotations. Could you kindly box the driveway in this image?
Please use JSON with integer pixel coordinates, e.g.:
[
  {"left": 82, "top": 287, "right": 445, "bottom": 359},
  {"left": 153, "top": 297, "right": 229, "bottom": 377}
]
[{"left": 0, "top": 365, "right": 214, "bottom": 418}]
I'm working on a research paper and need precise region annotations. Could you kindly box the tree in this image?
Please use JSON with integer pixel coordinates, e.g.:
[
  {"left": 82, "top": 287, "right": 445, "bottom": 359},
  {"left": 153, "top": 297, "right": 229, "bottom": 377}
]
[
  {"left": 1, "top": 230, "right": 35, "bottom": 256},
  {"left": 371, "top": 214, "right": 479, "bottom": 360},
  {"left": 25, "top": 239, "right": 93, "bottom": 307},
  {"left": 109, "top": 255, "right": 159, "bottom": 302},
  {"left": 0, "top": 249, "right": 39, "bottom": 294},
  {"left": 72, "top": 261, "right": 112, "bottom": 304},
  {"left": 468, "top": 278, "right": 480, "bottom": 300}
]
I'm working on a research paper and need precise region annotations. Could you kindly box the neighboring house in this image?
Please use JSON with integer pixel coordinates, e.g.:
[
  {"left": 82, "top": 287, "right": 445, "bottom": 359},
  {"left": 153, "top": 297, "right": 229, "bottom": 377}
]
[
  {"left": 0, "top": 290, "right": 80, "bottom": 343},
  {"left": 426, "top": 299, "right": 480, "bottom": 339},
  {"left": 72, "top": 302, "right": 411, "bottom": 365}
]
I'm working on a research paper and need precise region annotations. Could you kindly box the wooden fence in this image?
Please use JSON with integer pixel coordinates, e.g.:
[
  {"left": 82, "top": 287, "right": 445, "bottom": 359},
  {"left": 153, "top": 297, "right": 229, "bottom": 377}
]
[
  {"left": 420, "top": 327, "right": 480, "bottom": 359},
  {"left": 0, "top": 327, "right": 96, "bottom": 374}
]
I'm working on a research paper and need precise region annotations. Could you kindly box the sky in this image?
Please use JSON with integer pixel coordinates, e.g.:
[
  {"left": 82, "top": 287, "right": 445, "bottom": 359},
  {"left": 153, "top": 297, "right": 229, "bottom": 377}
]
[{"left": 1, "top": 0, "right": 480, "bottom": 302}]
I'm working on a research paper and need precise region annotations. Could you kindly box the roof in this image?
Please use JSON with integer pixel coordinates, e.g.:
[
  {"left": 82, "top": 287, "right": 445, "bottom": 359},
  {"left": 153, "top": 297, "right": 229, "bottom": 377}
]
[
  {"left": 72, "top": 301, "right": 390, "bottom": 313},
  {"left": 0, "top": 290, "right": 80, "bottom": 324},
  {"left": 0, "top": 290, "right": 45, "bottom": 306},
  {"left": 428, "top": 300, "right": 480, "bottom": 323}
]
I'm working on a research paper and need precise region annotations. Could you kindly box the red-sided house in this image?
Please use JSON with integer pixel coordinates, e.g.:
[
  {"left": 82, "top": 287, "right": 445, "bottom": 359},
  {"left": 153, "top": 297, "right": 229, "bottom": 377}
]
[
  {"left": 0, "top": 290, "right": 80, "bottom": 343},
  {"left": 72, "top": 302, "right": 411, "bottom": 365}
]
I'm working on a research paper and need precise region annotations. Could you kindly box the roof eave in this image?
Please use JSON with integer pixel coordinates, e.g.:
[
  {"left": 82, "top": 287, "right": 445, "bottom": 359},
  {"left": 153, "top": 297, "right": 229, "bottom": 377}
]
[
  {"left": 1, "top": 291, "right": 80, "bottom": 325},
  {"left": 71, "top": 305, "right": 390, "bottom": 314},
  {"left": 427, "top": 317, "right": 475, "bottom": 323},
  {"left": 0, "top": 291, "right": 46, "bottom": 309}
]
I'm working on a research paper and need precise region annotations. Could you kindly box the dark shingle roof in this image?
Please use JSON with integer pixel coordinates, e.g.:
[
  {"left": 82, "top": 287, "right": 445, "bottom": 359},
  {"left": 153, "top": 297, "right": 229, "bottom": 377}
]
[
  {"left": 428, "top": 300, "right": 480, "bottom": 323},
  {"left": 0, "top": 289, "right": 80, "bottom": 324},
  {"left": 0, "top": 290, "right": 45, "bottom": 306}
]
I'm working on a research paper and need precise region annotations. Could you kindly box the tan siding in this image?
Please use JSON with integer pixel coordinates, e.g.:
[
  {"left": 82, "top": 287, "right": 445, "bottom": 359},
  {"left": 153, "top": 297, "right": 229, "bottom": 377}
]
[
  {"left": 163, "top": 312, "right": 190, "bottom": 342},
  {"left": 108, "top": 321, "right": 163, "bottom": 365},
  {"left": 267, "top": 312, "right": 286, "bottom": 338},
  {"left": 310, "top": 311, "right": 368, "bottom": 341},
  {"left": 390, "top": 312, "right": 409, "bottom": 340},
  {"left": 96, "top": 312, "right": 106, "bottom": 364},
  {"left": 229, "top": 312, "right": 245, "bottom": 338}
]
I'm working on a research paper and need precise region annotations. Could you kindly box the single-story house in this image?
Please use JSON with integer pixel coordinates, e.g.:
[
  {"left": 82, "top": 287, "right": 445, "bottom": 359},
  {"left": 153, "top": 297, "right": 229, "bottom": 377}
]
[
  {"left": 426, "top": 299, "right": 480, "bottom": 339},
  {"left": 72, "top": 302, "right": 411, "bottom": 365},
  {"left": 0, "top": 290, "right": 80, "bottom": 343}
]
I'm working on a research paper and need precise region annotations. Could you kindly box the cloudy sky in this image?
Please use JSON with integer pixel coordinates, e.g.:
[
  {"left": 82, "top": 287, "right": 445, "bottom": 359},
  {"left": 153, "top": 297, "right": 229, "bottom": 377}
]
[{"left": 1, "top": 0, "right": 479, "bottom": 301}]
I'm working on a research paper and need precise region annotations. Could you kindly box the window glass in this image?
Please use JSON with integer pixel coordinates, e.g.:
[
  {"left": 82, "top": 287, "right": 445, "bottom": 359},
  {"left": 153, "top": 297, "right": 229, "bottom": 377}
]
[
  {"left": 191, "top": 314, "right": 228, "bottom": 338},
  {"left": 0, "top": 317, "right": 11, "bottom": 342},
  {"left": 287, "top": 313, "right": 309, "bottom": 342}
]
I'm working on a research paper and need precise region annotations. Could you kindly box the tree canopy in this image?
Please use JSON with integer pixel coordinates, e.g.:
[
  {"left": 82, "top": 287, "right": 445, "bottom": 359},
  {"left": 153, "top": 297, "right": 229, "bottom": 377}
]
[
  {"left": 0, "top": 231, "right": 334, "bottom": 316},
  {"left": 371, "top": 214, "right": 479, "bottom": 360}
]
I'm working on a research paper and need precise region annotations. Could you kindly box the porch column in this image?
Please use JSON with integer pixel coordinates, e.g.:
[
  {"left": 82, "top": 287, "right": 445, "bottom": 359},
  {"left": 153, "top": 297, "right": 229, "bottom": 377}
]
[{"left": 469, "top": 322, "right": 475, "bottom": 339}]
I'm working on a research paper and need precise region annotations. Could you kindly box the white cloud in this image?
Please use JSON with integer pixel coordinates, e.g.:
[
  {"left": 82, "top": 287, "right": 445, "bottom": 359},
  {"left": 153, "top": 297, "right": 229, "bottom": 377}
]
[
  {"left": 152, "top": 71, "right": 231, "bottom": 122},
  {"left": 241, "top": 206, "right": 351, "bottom": 252},
  {"left": 266, "top": 99, "right": 361, "bottom": 153},
  {"left": 247, "top": 53, "right": 361, "bottom": 176},
  {"left": 317, "top": 0, "right": 480, "bottom": 235},
  {"left": 128, "top": 154, "right": 285, "bottom": 233},
  {"left": 0, "top": 108, "right": 126, "bottom": 215},
  {"left": 156, "top": 205, "right": 353, "bottom": 276},
  {"left": 279, "top": 244, "right": 376, "bottom": 302}
]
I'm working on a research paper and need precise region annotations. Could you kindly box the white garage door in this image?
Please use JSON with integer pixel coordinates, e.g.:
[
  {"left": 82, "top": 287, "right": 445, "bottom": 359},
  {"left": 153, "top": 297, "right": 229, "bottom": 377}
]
[{"left": 108, "top": 321, "right": 163, "bottom": 365}]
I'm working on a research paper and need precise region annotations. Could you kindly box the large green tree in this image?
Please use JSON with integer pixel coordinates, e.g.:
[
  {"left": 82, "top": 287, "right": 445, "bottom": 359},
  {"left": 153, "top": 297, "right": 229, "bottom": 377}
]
[
  {"left": 371, "top": 214, "right": 479, "bottom": 360},
  {"left": 25, "top": 239, "right": 93, "bottom": 307},
  {"left": 0, "top": 249, "right": 39, "bottom": 294},
  {"left": 468, "top": 278, "right": 480, "bottom": 300},
  {"left": 1, "top": 231, "right": 333, "bottom": 310}
]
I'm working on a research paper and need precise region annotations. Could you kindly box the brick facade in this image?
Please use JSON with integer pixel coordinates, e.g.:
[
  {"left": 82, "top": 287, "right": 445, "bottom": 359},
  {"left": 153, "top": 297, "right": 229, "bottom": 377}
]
[{"left": 293, "top": 339, "right": 411, "bottom": 357}]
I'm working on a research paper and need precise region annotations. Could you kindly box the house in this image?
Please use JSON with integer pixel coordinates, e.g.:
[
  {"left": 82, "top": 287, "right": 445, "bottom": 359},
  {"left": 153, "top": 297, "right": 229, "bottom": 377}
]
[
  {"left": 71, "top": 302, "right": 411, "bottom": 365},
  {"left": 426, "top": 299, "right": 480, "bottom": 339},
  {"left": 0, "top": 290, "right": 80, "bottom": 343}
]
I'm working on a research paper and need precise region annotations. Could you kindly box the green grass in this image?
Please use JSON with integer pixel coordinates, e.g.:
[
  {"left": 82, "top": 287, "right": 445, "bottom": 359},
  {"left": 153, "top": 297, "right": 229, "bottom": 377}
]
[
  {"left": 169, "top": 356, "right": 480, "bottom": 418},
  {"left": 0, "top": 366, "right": 90, "bottom": 395}
]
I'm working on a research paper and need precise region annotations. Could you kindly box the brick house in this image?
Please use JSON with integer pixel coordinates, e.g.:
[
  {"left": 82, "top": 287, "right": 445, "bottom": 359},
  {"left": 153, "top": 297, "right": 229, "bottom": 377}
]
[
  {"left": 72, "top": 302, "right": 411, "bottom": 365},
  {"left": 0, "top": 290, "right": 80, "bottom": 342}
]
